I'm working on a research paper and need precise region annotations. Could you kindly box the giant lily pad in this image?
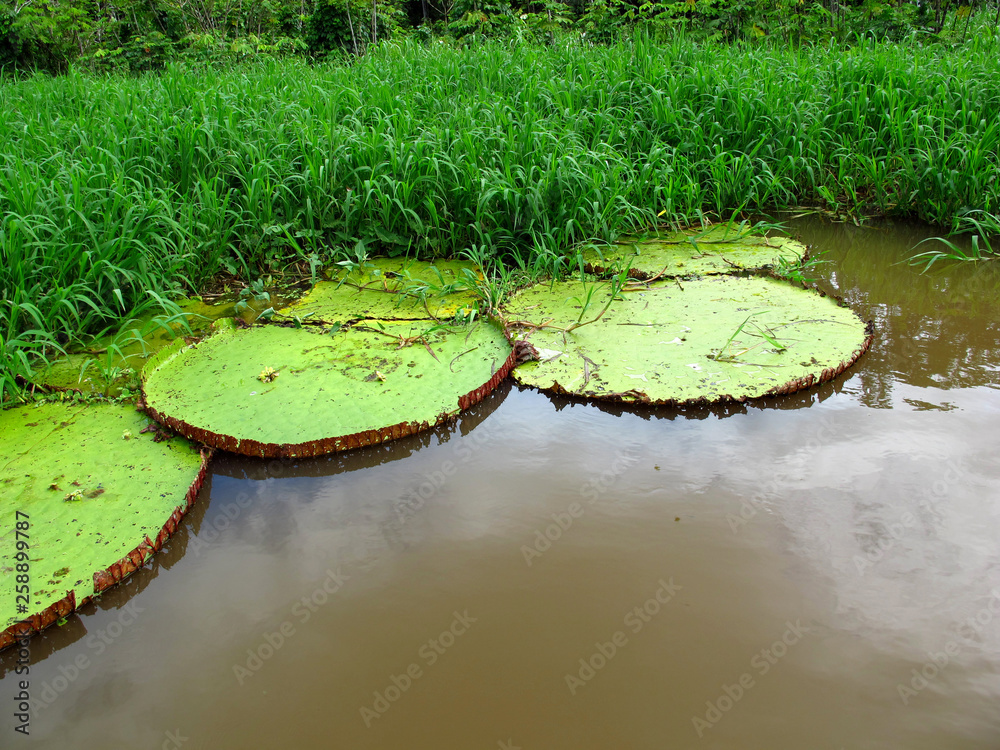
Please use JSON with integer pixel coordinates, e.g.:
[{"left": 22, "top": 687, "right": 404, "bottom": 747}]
[
  {"left": 279, "top": 259, "right": 481, "bottom": 323},
  {"left": 140, "top": 318, "right": 515, "bottom": 458},
  {"left": 503, "top": 276, "right": 871, "bottom": 404},
  {"left": 0, "top": 402, "right": 209, "bottom": 651},
  {"left": 584, "top": 225, "right": 805, "bottom": 279}
]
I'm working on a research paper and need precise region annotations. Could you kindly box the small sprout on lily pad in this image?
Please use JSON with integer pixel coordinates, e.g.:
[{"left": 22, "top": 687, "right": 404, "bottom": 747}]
[
  {"left": 49, "top": 483, "right": 60, "bottom": 491},
  {"left": 64, "top": 489, "right": 83, "bottom": 502},
  {"left": 122, "top": 429, "right": 133, "bottom": 440},
  {"left": 258, "top": 367, "right": 279, "bottom": 383}
]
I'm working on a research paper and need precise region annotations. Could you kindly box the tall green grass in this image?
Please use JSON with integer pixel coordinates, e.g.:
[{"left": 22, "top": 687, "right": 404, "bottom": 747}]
[{"left": 2, "top": 35, "right": 999, "bottom": 401}]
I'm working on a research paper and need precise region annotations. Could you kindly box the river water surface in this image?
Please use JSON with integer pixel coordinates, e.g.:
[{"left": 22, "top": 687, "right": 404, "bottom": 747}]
[{"left": 3, "top": 217, "right": 1000, "bottom": 749}]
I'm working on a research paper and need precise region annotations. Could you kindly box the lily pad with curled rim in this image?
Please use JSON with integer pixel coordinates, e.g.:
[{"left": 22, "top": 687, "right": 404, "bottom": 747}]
[
  {"left": 140, "top": 318, "right": 515, "bottom": 458},
  {"left": 584, "top": 225, "right": 805, "bottom": 279},
  {"left": 502, "top": 276, "right": 872, "bottom": 405},
  {"left": 279, "top": 259, "right": 482, "bottom": 323},
  {"left": 0, "top": 402, "right": 209, "bottom": 651}
]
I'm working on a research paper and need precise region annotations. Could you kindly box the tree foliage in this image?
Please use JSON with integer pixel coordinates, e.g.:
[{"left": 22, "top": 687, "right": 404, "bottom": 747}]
[{"left": 0, "top": 0, "right": 997, "bottom": 73}]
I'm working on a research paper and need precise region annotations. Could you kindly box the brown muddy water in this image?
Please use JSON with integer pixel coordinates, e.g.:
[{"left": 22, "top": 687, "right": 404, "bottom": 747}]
[{"left": 3, "top": 217, "right": 1000, "bottom": 749}]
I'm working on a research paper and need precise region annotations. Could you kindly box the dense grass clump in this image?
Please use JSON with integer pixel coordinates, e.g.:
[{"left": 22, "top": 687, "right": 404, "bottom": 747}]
[{"left": 1, "top": 35, "right": 999, "bottom": 400}]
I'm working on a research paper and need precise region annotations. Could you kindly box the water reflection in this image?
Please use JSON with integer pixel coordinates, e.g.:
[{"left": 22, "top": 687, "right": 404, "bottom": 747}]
[
  {"left": 788, "top": 216, "right": 1000, "bottom": 401},
  {"left": 535, "top": 374, "right": 849, "bottom": 420}
]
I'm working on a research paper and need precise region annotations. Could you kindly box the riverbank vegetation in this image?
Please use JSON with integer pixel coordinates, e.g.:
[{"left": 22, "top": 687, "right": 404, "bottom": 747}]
[{"left": 2, "top": 32, "right": 999, "bottom": 403}]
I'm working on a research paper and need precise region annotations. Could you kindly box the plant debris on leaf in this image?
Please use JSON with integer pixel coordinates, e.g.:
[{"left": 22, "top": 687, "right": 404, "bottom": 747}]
[
  {"left": 0, "top": 402, "right": 208, "bottom": 651},
  {"left": 140, "top": 318, "right": 514, "bottom": 458},
  {"left": 502, "top": 275, "right": 871, "bottom": 404},
  {"left": 584, "top": 225, "right": 805, "bottom": 279}
]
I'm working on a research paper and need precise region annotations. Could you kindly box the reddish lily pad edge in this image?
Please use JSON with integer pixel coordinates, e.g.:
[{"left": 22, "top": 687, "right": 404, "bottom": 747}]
[{"left": 0, "top": 443, "right": 212, "bottom": 653}]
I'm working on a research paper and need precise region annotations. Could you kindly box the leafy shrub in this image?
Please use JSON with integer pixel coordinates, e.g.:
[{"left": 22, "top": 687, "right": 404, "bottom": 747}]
[{"left": 308, "top": 0, "right": 402, "bottom": 54}]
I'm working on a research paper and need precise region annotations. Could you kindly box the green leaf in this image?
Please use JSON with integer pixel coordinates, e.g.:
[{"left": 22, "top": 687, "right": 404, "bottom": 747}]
[
  {"left": 140, "top": 319, "right": 513, "bottom": 457},
  {"left": 0, "top": 402, "right": 207, "bottom": 640},
  {"left": 503, "top": 276, "right": 871, "bottom": 404},
  {"left": 280, "top": 258, "right": 481, "bottom": 323},
  {"left": 583, "top": 224, "right": 803, "bottom": 280}
]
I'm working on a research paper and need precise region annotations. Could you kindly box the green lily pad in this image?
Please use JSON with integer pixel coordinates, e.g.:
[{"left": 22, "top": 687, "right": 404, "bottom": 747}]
[
  {"left": 140, "top": 318, "right": 515, "bottom": 457},
  {"left": 0, "top": 402, "right": 208, "bottom": 650},
  {"left": 35, "top": 298, "right": 233, "bottom": 397},
  {"left": 503, "top": 276, "right": 871, "bottom": 404},
  {"left": 280, "top": 259, "right": 481, "bottom": 324},
  {"left": 584, "top": 225, "right": 805, "bottom": 279}
]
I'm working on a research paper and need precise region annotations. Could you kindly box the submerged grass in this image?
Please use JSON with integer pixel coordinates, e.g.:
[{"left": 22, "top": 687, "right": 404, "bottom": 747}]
[{"left": 2, "top": 35, "right": 999, "bottom": 400}]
